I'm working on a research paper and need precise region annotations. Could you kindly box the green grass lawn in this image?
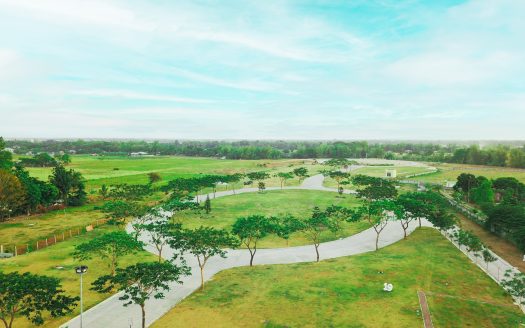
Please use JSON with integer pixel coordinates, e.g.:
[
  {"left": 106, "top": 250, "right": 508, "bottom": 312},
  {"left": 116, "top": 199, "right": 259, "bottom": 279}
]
[
  {"left": 152, "top": 228, "right": 524, "bottom": 328},
  {"left": 23, "top": 155, "right": 318, "bottom": 191},
  {"left": 0, "top": 225, "right": 157, "bottom": 328},
  {"left": 0, "top": 203, "right": 107, "bottom": 246},
  {"left": 415, "top": 163, "right": 525, "bottom": 185},
  {"left": 176, "top": 189, "right": 368, "bottom": 248},
  {"left": 322, "top": 165, "right": 436, "bottom": 189}
]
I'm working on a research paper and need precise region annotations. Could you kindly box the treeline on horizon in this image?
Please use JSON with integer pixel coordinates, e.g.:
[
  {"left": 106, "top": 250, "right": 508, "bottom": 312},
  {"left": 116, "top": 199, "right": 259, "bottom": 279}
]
[{"left": 5, "top": 139, "right": 525, "bottom": 168}]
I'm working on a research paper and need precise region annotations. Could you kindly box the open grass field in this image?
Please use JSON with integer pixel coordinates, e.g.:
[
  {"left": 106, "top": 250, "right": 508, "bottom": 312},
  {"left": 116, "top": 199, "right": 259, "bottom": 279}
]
[
  {"left": 0, "top": 225, "right": 157, "bottom": 328},
  {"left": 415, "top": 163, "right": 525, "bottom": 185},
  {"left": 0, "top": 203, "right": 106, "bottom": 246},
  {"left": 176, "top": 190, "right": 368, "bottom": 248},
  {"left": 152, "top": 228, "right": 524, "bottom": 328},
  {"left": 1, "top": 156, "right": 320, "bottom": 245},
  {"left": 22, "top": 155, "right": 320, "bottom": 191},
  {"left": 322, "top": 164, "right": 436, "bottom": 189}
]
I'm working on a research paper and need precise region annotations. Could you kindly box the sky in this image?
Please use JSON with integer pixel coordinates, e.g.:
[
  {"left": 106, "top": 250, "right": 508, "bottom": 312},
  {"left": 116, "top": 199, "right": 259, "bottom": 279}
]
[{"left": 0, "top": 0, "right": 524, "bottom": 140}]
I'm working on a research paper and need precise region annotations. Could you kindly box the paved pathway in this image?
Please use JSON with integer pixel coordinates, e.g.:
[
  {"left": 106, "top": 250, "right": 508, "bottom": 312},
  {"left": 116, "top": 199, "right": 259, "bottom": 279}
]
[
  {"left": 60, "top": 175, "right": 423, "bottom": 328},
  {"left": 417, "top": 290, "right": 434, "bottom": 328}
]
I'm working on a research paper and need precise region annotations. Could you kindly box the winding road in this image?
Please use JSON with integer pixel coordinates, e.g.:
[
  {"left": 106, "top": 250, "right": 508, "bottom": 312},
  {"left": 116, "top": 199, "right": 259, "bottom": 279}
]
[{"left": 61, "top": 174, "right": 428, "bottom": 328}]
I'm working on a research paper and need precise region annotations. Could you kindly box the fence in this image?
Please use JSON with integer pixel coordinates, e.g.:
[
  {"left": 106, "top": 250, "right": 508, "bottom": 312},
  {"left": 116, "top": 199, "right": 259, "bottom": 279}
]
[
  {"left": 0, "top": 218, "right": 110, "bottom": 257},
  {"left": 440, "top": 228, "right": 524, "bottom": 312},
  {"left": 440, "top": 191, "right": 487, "bottom": 225}
]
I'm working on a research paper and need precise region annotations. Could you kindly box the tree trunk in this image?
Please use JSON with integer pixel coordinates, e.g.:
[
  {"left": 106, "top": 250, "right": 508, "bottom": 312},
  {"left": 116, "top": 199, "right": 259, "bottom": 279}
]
[
  {"left": 315, "top": 244, "right": 320, "bottom": 262},
  {"left": 249, "top": 248, "right": 256, "bottom": 266},
  {"left": 375, "top": 233, "right": 379, "bottom": 251},
  {"left": 200, "top": 265, "right": 204, "bottom": 290},
  {"left": 418, "top": 218, "right": 421, "bottom": 228},
  {"left": 141, "top": 304, "right": 146, "bottom": 328},
  {"left": 111, "top": 254, "right": 117, "bottom": 276},
  {"left": 157, "top": 246, "right": 163, "bottom": 262}
]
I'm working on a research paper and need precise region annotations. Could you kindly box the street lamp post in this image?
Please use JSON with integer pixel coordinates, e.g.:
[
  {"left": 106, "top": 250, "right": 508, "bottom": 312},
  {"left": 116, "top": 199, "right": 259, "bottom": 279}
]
[{"left": 75, "top": 265, "right": 88, "bottom": 328}]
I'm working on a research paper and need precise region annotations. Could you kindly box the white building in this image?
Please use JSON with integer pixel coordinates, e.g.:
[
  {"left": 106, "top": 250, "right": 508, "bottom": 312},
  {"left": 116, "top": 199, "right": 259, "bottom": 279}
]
[{"left": 385, "top": 169, "right": 397, "bottom": 178}]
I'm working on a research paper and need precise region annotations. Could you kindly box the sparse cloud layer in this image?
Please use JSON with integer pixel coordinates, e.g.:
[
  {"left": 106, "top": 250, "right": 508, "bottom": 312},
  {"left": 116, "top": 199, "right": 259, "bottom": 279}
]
[{"left": 0, "top": 0, "right": 524, "bottom": 139}]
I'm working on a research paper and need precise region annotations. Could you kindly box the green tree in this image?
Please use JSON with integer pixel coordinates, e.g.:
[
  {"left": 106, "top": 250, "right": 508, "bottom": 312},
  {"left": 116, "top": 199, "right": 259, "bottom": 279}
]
[
  {"left": 72, "top": 231, "right": 144, "bottom": 276},
  {"left": 454, "top": 173, "right": 479, "bottom": 203},
  {"left": 99, "top": 200, "right": 146, "bottom": 226},
  {"left": 471, "top": 178, "right": 495, "bottom": 204},
  {"left": 321, "top": 170, "right": 350, "bottom": 191},
  {"left": 49, "top": 164, "right": 85, "bottom": 206},
  {"left": 323, "top": 158, "right": 355, "bottom": 170},
  {"left": 481, "top": 248, "right": 498, "bottom": 271},
  {"left": 275, "top": 215, "right": 303, "bottom": 246},
  {"left": 257, "top": 181, "right": 266, "bottom": 193},
  {"left": 204, "top": 195, "right": 211, "bottom": 214},
  {"left": 274, "top": 172, "right": 294, "bottom": 189},
  {"left": 501, "top": 270, "right": 525, "bottom": 305},
  {"left": 108, "top": 183, "right": 153, "bottom": 201},
  {"left": 0, "top": 170, "right": 25, "bottom": 220},
  {"left": 0, "top": 271, "right": 78, "bottom": 328},
  {"left": 453, "top": 229, "right": 483, "bottom": 255},
  {"left": 297, "top": 206, "right": 349, "bottom": 261},
  {"left": 396, "top": 192, "right": 436, "bottom": 238},
  {"left": 147, "top": 172, "right": 162, "bottom": 184},
  {"left": 139, "top": 221, "right": 181, "bottom": 262},
  {"left": 292, "top": 167, "right": 309, "bottom": 182},
  {"left": 55, "top": 154, "right": 71, "bottom": 165},
  {"left": 91, "top": 262, "right": 190, "bottom": 328},
  {"left": 246, "top": 171, "right": 270, "bottom": 186},
  {"left": 353, "top": 199, "right": 399, "bottom": 251},
  {"left": 232, "top": 215, "right": 276, "bottom": 266},
  {"left": 99, "top": 184, "right": 109, "bottom": 200},
  {"left": 0, "top": 137, "right": 13, "bottom": 171},
  {"left": 352, "top": 175, "right": 397, "bottom": 200},
  {"left": 172, "top": 227, "right": 239, "bottom": 289},
  {"left": 507, "top": 148, "right": 525, "bottom": 168},
  {"left": 224, "top": 173, "right": 244, "bottom": 194}
]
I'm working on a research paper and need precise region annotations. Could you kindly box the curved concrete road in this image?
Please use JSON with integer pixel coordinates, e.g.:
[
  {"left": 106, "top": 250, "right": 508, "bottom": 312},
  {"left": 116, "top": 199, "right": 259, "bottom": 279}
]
[{"left": 60, "top": 175, "right": 425, "bottom": 328}]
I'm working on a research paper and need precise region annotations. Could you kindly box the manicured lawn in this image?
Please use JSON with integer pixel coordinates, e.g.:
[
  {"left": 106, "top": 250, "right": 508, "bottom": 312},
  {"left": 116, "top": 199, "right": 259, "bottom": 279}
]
[
  {"left": 352, "top": 165, "right": 436, "bottom": 178},
  {"left": 322, "top": 165, "right": 436, "bottom": 189},
  {"left": 23, "top": 155, "right": 318, "bottom": 191},
  {"left": 415, "top": 163, "right": 525, "bottom": 185},
  {"left": 176, "top": 189, "right": 368, "bottom": 248},
  {"left": 0, "top": 225, "right": 157, "bottom": 328},
  {"left": 152, "top": 228, "right": 524, "bottom": 328}
]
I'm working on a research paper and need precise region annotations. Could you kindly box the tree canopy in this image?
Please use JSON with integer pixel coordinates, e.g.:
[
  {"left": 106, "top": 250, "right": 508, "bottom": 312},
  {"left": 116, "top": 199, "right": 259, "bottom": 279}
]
[
  {"left": 91, "top": 261, "right": 190, "bottom": 328},
  {"left": 0, "top": 271, "right": 78, "bottom": 328}
]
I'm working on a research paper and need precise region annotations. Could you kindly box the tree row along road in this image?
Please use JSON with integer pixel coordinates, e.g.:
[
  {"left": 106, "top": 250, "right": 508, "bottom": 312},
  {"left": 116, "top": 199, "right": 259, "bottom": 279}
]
[{"left": 60, "top": 175, "right": 428, "bottom": 328}]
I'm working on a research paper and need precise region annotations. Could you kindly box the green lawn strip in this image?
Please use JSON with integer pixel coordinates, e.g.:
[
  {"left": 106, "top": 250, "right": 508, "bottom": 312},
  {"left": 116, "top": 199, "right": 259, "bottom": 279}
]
[
  {"left": 24, "top": 155, "right": 315, "bottom": 191},
  {"left": 175, "top": 189, "right": 368, "bottom": 248},
  {"left": 0, "top": 203, "right": 106, "bottom": 246},
  {"left": 0, "top": 225, "right": 157, "bottom": 328},
  {"left": 152, "top": 228, "right": 524, "bottom": 328},
  {"left": 415, "top": 163, "right": 525, "bottom": 184},
  {"left": 322, "top": 165, "right": 434, "bottom": 189}
]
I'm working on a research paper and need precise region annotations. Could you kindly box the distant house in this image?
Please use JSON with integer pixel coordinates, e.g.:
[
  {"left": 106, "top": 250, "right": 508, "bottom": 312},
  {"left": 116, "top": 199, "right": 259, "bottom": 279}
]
[
  {"left": 385, "top": 169, "right": 397, "bottom": 178},
  {"left": 25, "top": 151, "right": 34, "bottom": 156},
  {"left": 69, "top": 150, "right": 77, "bottom": 154},
  {"left": 445, "top": 180, "right": 456, "bottom": 189},
  {"left": 130, "top": 152, "right": 149, "bottom": 157},
  {"left": 4, "top": 147, "right": 15, "bottom": 153}
]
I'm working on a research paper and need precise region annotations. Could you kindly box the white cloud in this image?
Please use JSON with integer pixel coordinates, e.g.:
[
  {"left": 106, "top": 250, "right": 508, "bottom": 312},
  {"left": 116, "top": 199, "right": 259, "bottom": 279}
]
[
  {"left": 72, "top": 89, "right": 214, "bottom": 104},
  {"left": 0, "top": 0, "right": 155, "bottom": 31},
  {"left": 386, "top": 51, "right": 516, "bottom": 86}
]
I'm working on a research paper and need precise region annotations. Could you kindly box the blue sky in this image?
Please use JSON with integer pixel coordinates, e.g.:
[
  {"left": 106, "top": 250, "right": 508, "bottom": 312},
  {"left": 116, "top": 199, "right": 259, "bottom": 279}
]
[{"left": 0, "top": 0, "right": 524, "bottom": 139}]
